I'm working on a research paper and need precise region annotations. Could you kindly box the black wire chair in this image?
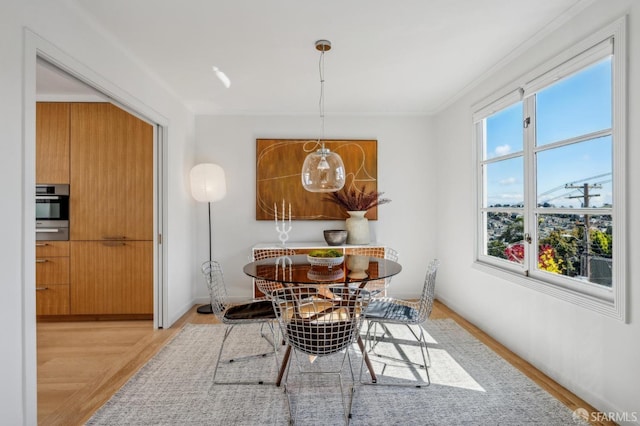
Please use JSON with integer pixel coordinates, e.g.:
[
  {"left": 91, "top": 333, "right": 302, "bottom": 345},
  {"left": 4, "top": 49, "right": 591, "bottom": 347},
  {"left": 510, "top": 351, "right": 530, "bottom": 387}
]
[
  {"left": 360, "top": 259, "right": 440, "bottom": 387},
  {"left": 271, "top": 285, "right": 371, "bottom": 424},
  {"left": 202, "top": 260, "right": 279, "bottom": 385}
]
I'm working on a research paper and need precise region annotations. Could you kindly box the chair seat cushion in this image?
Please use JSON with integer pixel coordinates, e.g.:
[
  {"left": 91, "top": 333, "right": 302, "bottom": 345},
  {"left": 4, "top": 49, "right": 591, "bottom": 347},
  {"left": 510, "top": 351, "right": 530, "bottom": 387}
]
[
  {"left": 224, "top": 300, "right": 276, "bottom": 320},
  {"left": 364, "top": 300, "right": 419, "bottom": 322}
]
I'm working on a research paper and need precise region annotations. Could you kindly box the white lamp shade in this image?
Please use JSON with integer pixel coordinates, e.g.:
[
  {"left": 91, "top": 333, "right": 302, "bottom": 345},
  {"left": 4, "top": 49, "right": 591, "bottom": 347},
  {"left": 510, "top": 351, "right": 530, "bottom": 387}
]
[
  {"left": 190, "top": 163, "right": 227, "bottom": 202},
  {"left": 301, "top": 149, "right": 346, "bottom": 192}
]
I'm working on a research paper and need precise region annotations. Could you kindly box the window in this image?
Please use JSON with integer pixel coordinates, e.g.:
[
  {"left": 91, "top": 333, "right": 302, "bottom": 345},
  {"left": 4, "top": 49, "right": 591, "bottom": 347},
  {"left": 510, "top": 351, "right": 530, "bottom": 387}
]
[{"left": 473, "top": 18, "right": 627, "bottom": 321}]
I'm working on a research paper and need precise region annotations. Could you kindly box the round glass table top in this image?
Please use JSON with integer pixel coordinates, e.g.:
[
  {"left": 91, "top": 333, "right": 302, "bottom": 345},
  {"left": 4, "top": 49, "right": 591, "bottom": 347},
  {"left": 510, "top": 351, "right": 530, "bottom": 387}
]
[{"left": 243, "top": 254, "right": 402, "bottom": 285}]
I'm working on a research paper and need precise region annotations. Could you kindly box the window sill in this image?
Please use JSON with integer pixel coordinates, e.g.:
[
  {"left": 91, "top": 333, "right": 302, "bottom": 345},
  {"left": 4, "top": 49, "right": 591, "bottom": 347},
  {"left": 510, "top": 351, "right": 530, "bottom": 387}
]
[{"left": 472, "top": 260, "right": 625, "bottom": 322}]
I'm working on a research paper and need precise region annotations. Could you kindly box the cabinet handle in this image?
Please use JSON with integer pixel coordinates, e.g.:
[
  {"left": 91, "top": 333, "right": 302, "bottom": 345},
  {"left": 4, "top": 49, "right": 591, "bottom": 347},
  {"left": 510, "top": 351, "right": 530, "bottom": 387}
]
[
  {"left": 35, "top": 259, "right": 48, "bottom": 263},
  {"left": 36, "top": 287, "right": 49, "bottom": 291},
  {"left": 36, "top": 243, "right": 49, "bottom": 247},
  {"left": 102, "top": 241, "right": 126, "bottom": 247},
  {"left": 103, "top": 236, "right": 127, "bottom": 240}
]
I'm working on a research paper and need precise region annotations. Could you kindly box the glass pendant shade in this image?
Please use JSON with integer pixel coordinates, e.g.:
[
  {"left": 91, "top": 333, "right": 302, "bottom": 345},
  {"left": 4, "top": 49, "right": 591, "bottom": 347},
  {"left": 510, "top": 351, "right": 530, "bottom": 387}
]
[{"left": 301, "top": 147, "right": 346, "bottom": 192}]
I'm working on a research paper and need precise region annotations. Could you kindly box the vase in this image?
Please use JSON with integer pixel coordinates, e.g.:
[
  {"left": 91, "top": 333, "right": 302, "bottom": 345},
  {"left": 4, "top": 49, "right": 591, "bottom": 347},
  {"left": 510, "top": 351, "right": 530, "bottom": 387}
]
[
  {"left": 346, "top": 254, "right": 369, "bottom": 279},
  {"left": 345, "top": 210, "right": 370, "bottom": 244}
]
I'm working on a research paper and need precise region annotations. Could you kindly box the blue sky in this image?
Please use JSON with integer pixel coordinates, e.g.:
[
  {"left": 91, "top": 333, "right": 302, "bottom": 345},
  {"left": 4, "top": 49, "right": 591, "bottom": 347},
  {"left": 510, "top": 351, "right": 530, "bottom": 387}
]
[{"left": 484, "top": 58, "right": 612, "bottom": 208}]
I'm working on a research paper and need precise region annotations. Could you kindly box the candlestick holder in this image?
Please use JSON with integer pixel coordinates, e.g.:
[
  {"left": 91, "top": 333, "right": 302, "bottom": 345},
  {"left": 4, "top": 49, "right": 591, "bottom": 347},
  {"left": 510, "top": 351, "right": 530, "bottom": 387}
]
[
  {"left": 274, "top": 200, "right": 292, "bottom": 246},
  {"left": 274, "top": 255, "right": 293, "bottom": 281}
]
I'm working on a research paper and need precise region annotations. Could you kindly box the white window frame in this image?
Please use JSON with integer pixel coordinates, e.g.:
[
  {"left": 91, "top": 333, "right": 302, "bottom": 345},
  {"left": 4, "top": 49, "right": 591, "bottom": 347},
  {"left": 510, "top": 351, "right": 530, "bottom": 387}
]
[{"left": 472, "top": 16, "right": 627, "bottom": 322}]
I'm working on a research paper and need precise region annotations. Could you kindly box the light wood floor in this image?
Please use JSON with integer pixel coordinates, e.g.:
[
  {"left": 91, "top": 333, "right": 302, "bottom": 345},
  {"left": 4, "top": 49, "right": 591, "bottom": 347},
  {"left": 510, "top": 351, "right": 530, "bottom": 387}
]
[{"left": 37, "top": 301, "right": 614, "bottom": 426}]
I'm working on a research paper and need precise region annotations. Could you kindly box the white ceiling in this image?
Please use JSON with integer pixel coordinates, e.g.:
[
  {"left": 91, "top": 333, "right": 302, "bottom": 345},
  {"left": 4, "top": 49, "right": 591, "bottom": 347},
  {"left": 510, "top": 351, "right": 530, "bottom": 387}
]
[{"left": 38, "top": 0, "right": 591, "bottom": 115}]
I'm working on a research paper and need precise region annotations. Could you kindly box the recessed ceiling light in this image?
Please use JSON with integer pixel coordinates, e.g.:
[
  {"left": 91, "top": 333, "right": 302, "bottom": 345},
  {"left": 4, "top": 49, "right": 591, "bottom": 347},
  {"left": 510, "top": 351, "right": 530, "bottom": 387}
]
[{"left": 212, "top": 66, "right": 231, "bottom": 88}]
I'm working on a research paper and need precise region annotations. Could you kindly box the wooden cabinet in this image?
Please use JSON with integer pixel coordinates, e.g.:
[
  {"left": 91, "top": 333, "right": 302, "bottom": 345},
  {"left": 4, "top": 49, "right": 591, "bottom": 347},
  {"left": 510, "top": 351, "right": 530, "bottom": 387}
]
[
  {"left": 69, "top": 103, "right": 154, "bottom": 316},
  {"left": 35, "top": 102, "right": 154, "bottom": 317},
  {"left": 251, "top": 242, "right": 388, "bottom": 297},
  {"left": 70, "top": 103, "right": 153, "bottom": 241},
  {"left": 69, "top": 103, "right": 153, "bottom": 315},
  {"left": 36, "top": 102, "right": 70, "bottom": 184},
  {"left": 35, "top": 241, "right": 70, "bottom": 315},
  {"left": 70, "top": 241, "right": 153, "bottom": 314}
]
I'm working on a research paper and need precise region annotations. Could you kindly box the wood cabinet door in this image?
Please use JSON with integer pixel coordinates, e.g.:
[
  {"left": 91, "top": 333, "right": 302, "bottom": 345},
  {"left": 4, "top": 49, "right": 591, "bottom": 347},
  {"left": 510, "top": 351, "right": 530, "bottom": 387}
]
[
  {"left": 36, "top": 102, "right": 70, "bottom": 184},
  {"left": 70, "top": 103, "right": 153, "bottom": 241},
  {"left": 36, "top": 241, "right": 70, "bottom": 257},
  {"left": 70, "top": 241, "right": 153, "bottom": 314},
  {"left": 36, "top": 257, "right": 69, "bottom": 285},
  {"left": 36, "top": 285, "right": 70, "bottom": 315}
]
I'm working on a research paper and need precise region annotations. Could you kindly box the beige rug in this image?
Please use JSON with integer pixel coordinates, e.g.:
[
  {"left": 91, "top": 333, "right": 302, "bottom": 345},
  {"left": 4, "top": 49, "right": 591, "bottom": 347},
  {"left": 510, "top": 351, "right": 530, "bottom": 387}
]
[{"left": 88, "top": 319, "right": 586, "bottom": 425}]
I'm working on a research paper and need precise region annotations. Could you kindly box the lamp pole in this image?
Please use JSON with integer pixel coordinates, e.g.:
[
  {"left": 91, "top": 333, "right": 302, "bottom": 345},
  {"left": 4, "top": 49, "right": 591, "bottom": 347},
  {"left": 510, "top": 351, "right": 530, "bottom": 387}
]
[{"left": 197, "top": 202, "right": 214, "bottom": 314}]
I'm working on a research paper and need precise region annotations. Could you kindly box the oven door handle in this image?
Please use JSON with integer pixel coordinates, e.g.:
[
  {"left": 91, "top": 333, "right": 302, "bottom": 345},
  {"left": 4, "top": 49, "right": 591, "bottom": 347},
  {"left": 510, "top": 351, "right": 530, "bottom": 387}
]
[
  {"left": 36, "top": 228, "right": 60, "bottom": 233},
  {"left": 36, "top": 195, "right": 60, "bottom": 200}
]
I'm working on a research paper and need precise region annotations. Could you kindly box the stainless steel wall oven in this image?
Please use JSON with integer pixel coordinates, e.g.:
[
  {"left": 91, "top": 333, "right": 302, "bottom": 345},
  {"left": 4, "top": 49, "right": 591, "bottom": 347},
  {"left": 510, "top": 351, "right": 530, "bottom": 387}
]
[{"left": 36, "top": 184, "right": 69, "bottom": 241}]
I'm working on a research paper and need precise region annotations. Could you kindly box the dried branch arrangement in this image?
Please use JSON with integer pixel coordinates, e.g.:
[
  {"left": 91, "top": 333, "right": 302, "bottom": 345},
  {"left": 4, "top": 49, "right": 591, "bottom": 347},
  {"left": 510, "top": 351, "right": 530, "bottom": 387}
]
[{"left": 324, "top": 185, "right": 391, "bottom": 212}]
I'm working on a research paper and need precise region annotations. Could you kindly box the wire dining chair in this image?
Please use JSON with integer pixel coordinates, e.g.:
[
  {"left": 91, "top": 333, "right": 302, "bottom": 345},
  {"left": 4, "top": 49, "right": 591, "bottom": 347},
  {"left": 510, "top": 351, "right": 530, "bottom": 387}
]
[
  {"left": 271, "top": 285, "right": 372, "bottom": 425},
  {"left": 360, "top": 258, "right": 439, "bottom": 387},
  {"left": 202, "top": 260, "right": 279, "bottom": 385},
  {"left": 346, "top": 247, "right": 399, "bottom": 297},
  {"left": 252, "top": 247, "right": 296, "bottom": 298}
]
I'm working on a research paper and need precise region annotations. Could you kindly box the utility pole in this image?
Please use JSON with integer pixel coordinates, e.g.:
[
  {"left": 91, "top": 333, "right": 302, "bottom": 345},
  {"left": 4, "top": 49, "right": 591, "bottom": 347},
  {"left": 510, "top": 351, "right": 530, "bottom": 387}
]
[{"left": 565, "top": 183, "right": 602, "bottom": 278}]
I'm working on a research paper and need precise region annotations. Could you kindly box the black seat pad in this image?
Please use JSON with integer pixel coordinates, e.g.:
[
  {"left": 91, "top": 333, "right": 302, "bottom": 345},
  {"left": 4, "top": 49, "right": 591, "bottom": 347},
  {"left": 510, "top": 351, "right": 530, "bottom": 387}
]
[
  {"left": 224, "top": 300, "right": 276, "bottom": 320},
  {"left": 364, "top": 300, "right": 419, "bottom": 321}
]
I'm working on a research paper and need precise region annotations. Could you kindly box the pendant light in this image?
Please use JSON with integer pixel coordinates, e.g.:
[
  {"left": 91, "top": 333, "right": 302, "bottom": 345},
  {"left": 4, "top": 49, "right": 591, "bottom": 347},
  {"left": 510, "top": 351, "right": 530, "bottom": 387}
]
[{"left": 301, "top": 40, "right": 346, "bottom": 193}]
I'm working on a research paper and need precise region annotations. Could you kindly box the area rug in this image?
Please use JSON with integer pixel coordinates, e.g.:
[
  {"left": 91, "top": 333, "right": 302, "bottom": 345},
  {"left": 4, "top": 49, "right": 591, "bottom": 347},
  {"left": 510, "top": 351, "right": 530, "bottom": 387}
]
[{"left": 87, "top": 319, "right": 585, "bottom": 425}]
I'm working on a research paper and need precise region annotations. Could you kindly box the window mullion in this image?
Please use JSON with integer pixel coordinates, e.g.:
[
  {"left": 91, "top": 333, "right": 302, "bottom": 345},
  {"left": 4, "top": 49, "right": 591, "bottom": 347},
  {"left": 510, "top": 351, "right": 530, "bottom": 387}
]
[{"left": 523, "top": 95, "right": 537, "bottom": 274}]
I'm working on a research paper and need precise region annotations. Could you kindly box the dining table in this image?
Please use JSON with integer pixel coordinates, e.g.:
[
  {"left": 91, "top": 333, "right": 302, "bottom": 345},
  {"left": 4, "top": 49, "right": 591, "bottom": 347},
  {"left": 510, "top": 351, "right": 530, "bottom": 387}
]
[{"left": 243, "top": 253, "right": 402, "bottom": 386}]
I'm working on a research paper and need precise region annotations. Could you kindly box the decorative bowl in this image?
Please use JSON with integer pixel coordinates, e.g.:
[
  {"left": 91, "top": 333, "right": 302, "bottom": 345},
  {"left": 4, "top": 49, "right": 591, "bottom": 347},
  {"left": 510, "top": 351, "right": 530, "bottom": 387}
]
[
  {"left": 307, "top": 268, "right": 345, "bottom": 282},
  {"left": 307, "top": 254, "right": 345, "bottom": 267},
  {"left": 323, "top": 229, "right": 348, "bottom": 246}
]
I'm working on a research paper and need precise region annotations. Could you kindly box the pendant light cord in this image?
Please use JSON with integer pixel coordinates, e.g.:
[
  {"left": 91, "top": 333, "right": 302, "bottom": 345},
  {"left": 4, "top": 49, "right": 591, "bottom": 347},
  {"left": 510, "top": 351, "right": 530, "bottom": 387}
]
[{"left": 319, "top": 48, "right": 326, "bottom": 151}]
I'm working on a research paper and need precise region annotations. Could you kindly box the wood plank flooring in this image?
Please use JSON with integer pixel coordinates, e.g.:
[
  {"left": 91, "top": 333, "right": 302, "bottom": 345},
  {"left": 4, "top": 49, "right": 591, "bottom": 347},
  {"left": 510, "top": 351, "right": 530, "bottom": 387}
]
[{"left": 37, "top": 301, "right": 614, "bottom": 426}]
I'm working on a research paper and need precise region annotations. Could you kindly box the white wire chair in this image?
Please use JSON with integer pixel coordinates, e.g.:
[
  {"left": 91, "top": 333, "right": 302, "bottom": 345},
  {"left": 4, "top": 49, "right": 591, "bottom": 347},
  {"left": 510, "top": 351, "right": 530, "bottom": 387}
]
[
  {"left": 201, "top": 260, "right": 279, "bottom": 385},
  {"left": 346, "top": 247, "right": 399, "bottom": 297},
  {"left": 252, "top": 248, "right": 296, "bottom": 298},
  {"left": 360, "top": 259, "right": 439, "bottom": 387},
  {"left": 271, "top": 285, "right": 372, "bottom": 425}
]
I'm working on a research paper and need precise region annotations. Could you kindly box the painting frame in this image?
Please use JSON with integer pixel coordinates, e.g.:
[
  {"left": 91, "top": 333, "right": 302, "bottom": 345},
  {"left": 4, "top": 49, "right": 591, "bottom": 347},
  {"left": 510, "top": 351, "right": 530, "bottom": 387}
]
[{"left": 256, "top": 139, "right": 378, "bottom": 221}]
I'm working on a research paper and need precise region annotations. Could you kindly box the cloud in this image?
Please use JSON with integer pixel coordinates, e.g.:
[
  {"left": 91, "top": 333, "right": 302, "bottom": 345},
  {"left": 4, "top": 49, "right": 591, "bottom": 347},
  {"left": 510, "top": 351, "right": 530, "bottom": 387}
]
[
  {"left": 494, "top": 144, "right": 512, "bottom": 156},
  {"left": 499, "top": 177, "right": 517, "bottom": 185},
  {"left": 500, "top": 193, "right": 523, "bottom": 200}
]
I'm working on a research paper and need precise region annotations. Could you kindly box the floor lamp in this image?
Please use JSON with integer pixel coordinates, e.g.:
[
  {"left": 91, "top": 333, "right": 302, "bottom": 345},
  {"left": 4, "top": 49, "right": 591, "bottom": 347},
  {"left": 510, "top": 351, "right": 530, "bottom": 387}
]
[{"left": 190, "top": 163, "right": 227, "bottom": 314}]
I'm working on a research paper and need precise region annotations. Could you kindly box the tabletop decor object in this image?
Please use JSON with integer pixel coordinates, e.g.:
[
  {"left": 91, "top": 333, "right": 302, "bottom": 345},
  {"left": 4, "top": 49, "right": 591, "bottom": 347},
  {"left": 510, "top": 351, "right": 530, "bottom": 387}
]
[
  {"left": 324, "top": 185, "right": 391, "bottom": 244},
  {"left": 306, "top": 249, "right": 344, "bottom": 268},
  {"left": 346, "top": 254, "right": 369, "bottom": 280},
  {"left": 323, "top": 229, "right": 347, "bottom": 245},
  {"left": 307, "top": 267, "right": 345, "bottom": 282},
  {"left": 274, "top": 199, "right": 292, "bottom": 245}
]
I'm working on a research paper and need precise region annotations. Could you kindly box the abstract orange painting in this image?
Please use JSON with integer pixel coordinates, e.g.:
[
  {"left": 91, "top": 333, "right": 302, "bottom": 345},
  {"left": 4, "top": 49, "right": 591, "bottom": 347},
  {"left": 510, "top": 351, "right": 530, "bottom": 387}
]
[{"left": 256, "top": 139, "right": 378, "bottom": 220}]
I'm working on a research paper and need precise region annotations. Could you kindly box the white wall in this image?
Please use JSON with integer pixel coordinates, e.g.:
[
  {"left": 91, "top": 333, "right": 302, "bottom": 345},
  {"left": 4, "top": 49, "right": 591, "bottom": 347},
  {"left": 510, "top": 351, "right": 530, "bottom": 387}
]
[
  {"left": 194, "top": 115, "right": 437, "bottom": 301},
  {"left": 0, "top": 0, "right": 197, "bottom": 423},
  {"left": 434, "top": 0, "right": 640, "bottom": 422}
]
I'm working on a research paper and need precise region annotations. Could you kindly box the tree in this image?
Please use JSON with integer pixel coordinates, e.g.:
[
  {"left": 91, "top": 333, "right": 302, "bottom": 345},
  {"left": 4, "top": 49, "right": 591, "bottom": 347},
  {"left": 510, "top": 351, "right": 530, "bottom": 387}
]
[
  {"left": 590, "top": 229, "right": 612, "bottom": 257},
  {"left": 539, "top": 230, "right": 580, "bottom": 276},
  {"left": 488, "top": 239, "right": 507, "bottom": 259}
]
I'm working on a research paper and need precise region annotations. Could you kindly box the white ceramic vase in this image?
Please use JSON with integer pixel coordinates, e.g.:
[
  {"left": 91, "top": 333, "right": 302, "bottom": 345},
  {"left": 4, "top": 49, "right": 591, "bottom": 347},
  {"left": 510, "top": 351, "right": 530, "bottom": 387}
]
[
  {"left": 346, "top": 254, "right": 369, "bottom": 279},
  {"left": 345, "top": 210, "right": 370, "bottom": 244}
]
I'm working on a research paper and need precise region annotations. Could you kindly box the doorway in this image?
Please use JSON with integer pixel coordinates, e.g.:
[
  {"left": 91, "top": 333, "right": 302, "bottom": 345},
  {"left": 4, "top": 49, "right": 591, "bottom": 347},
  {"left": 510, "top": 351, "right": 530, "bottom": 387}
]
[
  {"left": 24, "top": 30, "right": 168, "bottom": 424},
  {"left": 35, "top": 59, "right": 165, "bottom": 324}
]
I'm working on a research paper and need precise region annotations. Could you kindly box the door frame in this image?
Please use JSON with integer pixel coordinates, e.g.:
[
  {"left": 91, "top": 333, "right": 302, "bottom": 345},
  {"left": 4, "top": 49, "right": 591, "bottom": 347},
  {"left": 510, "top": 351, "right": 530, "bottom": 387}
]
[{"left": 23, "top": 29, "right": 169, "bottom": 422}]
